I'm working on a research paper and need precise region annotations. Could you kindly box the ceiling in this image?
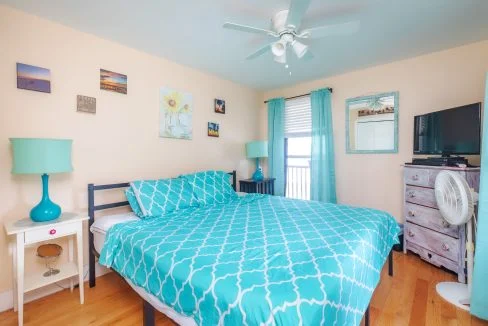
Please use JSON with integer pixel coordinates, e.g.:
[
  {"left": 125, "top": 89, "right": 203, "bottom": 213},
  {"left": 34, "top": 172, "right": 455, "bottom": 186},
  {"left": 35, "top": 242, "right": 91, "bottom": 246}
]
[{"left": 2, "top": 0, "right": 488, "bottom": 90}]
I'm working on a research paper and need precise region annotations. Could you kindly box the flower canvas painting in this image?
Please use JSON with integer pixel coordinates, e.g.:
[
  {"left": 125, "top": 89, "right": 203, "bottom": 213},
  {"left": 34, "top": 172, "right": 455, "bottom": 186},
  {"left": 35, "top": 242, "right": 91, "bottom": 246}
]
[{"left": 159, "top": 88, "right": 193, "bottom": 139}]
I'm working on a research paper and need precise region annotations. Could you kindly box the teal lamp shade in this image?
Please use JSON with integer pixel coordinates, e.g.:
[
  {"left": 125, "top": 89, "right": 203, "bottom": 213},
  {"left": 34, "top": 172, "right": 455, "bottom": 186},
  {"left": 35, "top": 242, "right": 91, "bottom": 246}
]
[
  {"left": 246, "top": 141, "right": 268, "bottom": 181},
  {"left": 10, "top": 138, "right": 73, "bottom": 222}
]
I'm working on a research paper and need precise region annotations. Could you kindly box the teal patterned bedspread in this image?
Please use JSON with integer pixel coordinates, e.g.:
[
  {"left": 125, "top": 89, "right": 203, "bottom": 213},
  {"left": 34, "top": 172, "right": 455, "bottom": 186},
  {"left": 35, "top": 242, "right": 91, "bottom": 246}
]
[{"left": 100, "top": 194, "right": 400, "bottom": 326}]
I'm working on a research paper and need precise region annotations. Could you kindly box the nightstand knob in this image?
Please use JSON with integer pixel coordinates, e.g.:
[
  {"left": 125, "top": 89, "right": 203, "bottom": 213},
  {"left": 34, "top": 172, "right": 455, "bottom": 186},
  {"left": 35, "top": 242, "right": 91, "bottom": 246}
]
[
  {"left": 442, "top": 220, "right": 450, "bottom": 227},
  {"left": 408, "top": 230, "right": 415, "bottom": 238},
  {"left": 408, "top": 192, "right": 416, "bottom": 198},
  {"left": 49, "top": 229, "right": 56, "bottom": 235},
  {"left": 441, "top": 243, "right": 450, "bottom": 251},
  {"left": 408, "top": 210, "right": 415, "bottom": 217},
  {"left": 412, "top": 175, "right": 419, "bottom": 181}
]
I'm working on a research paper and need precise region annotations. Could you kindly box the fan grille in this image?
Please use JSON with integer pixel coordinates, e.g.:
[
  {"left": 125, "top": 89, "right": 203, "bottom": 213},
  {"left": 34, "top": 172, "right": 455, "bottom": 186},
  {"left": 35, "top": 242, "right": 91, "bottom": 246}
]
[{"left": 434, "top": 171, "right": 474, "bottom": 225}]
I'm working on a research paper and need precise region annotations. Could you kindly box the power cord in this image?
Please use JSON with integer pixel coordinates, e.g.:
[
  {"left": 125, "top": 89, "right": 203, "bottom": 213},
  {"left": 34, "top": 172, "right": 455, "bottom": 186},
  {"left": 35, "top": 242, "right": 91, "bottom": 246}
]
[{"left": 54, "top": 269, "right": 89, "bottom": 290}]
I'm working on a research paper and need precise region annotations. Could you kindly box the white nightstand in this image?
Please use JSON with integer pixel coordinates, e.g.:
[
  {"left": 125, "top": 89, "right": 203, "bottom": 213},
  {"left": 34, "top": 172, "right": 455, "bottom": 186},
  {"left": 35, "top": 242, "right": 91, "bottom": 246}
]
[{"left": 4, "top": 213, "right": 88, "bottom": 326}]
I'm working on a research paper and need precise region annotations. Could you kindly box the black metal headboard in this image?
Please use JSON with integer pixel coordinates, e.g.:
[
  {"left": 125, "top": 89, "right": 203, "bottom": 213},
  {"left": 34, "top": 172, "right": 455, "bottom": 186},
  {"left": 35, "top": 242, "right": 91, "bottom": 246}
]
[{"left": 87, "top": 170, "right": 237, "bottom": 288}]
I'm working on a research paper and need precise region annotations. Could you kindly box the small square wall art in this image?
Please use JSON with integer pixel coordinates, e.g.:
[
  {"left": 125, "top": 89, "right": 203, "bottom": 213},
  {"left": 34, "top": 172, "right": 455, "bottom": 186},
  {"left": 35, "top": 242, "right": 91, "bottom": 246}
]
[
  {"left": 214, "top": 99, "right": 225, "bottom": 114},
  {"left": 100, "top": 69, "right": 127, "bottom": 94},
  {"left": 16, "top": 63, "right": 51, "bottom": 93},
  {"left": 77, "top": 95, "right": 96, "bottom": 114},
  {"left": 208, "top": 122, "right": 219, "bottom": 137}
]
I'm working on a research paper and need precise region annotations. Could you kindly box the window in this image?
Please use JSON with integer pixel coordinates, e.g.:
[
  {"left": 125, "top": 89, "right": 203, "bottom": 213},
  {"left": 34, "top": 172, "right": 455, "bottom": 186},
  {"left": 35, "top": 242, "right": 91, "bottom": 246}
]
[
  {"left": 285, "top": 96, "right": 312, "bottom": 137},
  {"left": 284, "top": 96, "right": 311, "bottom": 200}
]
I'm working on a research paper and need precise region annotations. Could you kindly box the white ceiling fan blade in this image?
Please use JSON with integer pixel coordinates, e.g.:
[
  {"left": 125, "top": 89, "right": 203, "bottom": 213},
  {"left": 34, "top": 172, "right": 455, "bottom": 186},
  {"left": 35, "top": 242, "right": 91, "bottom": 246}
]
[
  {"left": 246, "top": 43, "right": 273, "bottom": 60},
  {"left": 299, "top": 21, "right": 360, "bottom": 39},
  {"left": 286, "top": 0, "right": 312, "bottom": 29},
  {"left": 223, "top": 22, "right": 277, "bottom": 37}
]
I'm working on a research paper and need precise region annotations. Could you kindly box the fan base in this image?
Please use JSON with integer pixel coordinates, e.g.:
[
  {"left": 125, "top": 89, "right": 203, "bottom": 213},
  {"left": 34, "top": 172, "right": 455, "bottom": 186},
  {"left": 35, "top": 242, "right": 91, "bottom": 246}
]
[{"left": 436, "top": 282, "right": 470, "bottom": 311}]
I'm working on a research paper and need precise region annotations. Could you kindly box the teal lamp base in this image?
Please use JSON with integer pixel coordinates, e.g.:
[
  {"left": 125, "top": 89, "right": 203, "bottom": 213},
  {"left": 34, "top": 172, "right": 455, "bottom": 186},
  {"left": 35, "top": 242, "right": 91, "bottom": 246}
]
[
  {"left": 252, "top": 158, "right": 264, "bottom": 181},
  {"left": 30, "top": 174, "right": 61, "bottom": 222}
]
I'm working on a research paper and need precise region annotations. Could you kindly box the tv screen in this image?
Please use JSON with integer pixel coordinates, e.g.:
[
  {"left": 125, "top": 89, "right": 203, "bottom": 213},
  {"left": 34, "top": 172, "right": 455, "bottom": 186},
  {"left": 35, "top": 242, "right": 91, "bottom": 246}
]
[{"left": 413, "top": 103, "right": 481, "bottom": 155}]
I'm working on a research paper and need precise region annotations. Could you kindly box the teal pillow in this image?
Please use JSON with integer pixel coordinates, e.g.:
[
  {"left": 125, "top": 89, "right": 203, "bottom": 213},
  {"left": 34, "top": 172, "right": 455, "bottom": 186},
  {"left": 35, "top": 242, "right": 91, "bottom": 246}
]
[
  {"left": 180, "top": 170, "right": 237, "bottom": 206},
  {"left": 125, "top": 188, "right": 145, "bottom": 218},
  {"left": 130, "top": 178, "right": 198, "bottom": 217}
]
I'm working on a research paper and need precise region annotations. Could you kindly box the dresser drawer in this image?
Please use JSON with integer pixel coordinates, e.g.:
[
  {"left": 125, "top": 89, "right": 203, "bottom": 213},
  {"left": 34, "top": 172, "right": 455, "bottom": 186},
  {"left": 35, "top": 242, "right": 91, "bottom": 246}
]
[
  {"left": 405, "top": 185, "right": 438, "bottom": 208},
  {"left": 404, "top": 203, "right": 459, "bottom": 238},
  {"left": 24, "top": 223, "right": 77, "bottom": 244},
  {"left": 404, "top": 223, "right": 459, "bottom": 261},
  {"left": 404, "top": 168, "right": 431, "bottom": 187},
  {"left": 405, "top": 241, "right": 458, "bottom": 273}
]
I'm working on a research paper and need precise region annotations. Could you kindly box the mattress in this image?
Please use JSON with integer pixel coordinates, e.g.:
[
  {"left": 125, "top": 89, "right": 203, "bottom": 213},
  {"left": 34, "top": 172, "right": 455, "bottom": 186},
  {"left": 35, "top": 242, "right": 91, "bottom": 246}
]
[{"left": 90, "top": 212, "right": 196, "bottom": 326}]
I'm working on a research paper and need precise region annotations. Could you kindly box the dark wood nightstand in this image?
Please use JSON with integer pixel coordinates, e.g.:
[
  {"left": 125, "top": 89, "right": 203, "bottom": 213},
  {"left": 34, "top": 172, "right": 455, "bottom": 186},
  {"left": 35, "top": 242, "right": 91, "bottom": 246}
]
[{"left": 239, "top": 178, "right": 275, "bottom": 195}]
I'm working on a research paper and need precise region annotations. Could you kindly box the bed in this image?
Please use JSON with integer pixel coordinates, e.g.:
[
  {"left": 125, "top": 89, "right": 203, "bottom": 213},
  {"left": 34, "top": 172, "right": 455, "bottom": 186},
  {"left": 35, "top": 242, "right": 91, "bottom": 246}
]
[{"left": 88, "top": 171, "right": 399, "bottom": 326}]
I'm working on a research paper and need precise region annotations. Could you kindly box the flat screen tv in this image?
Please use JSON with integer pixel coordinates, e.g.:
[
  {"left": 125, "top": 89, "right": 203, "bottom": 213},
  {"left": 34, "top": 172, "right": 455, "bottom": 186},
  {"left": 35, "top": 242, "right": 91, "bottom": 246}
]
[{"left": 413, "top": 103, "right": 481, "bottom": 155}]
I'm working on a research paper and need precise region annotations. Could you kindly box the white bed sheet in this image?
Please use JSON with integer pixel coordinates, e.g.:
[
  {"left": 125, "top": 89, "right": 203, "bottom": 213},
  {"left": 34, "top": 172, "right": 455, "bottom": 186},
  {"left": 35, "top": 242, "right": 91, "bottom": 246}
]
[{"left": 90, "top": 213, "right": 196, "bottom": 326}]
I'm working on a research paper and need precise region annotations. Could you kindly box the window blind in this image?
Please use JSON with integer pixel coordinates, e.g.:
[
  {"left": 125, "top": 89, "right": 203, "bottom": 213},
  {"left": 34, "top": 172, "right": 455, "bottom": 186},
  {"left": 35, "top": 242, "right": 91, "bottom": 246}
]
[{"left": 284, "top": 96, "right": 312, "bottom": 137}]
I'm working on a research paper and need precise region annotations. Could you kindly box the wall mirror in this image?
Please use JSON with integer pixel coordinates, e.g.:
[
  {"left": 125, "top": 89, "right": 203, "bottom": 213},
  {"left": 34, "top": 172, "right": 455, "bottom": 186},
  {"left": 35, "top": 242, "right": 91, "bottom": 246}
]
[{"left": 346, "top": 91, "right": 399, "bottom": 153}]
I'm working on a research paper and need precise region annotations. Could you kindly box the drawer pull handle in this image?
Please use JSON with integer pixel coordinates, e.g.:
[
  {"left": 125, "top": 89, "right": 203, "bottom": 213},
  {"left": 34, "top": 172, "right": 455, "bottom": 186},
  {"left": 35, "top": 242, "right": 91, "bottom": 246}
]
[
  {"left": 408, "top": 192, "right": 416, "bottom": 198},
  {"left": 412, "top": 175, "right": 419, "bottom": 181},
  {"left": 49, "top": 229, "right": 56, "bottom": 235},
  {"left": 408, "top": 210, "right": 415, "bottom": 217},
  {"left": 408, "top": 230, "right": 415, "bottom": 238},
  {"left": 441, "top": 243, "right": 450, "bottom": 251}
]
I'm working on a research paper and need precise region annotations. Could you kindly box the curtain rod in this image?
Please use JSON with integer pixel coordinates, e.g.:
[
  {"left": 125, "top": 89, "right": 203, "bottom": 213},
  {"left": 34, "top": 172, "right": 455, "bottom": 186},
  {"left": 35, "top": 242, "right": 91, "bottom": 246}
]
[{"left": 263, "top": 87, "right": 333, "bottom": 104}]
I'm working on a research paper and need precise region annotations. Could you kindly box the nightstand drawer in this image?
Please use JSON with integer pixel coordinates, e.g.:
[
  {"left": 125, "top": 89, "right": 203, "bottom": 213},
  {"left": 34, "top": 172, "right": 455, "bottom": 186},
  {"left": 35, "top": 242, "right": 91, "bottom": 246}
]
[{"left": 24, "top": 223, "right": 77, "bottom": 244}]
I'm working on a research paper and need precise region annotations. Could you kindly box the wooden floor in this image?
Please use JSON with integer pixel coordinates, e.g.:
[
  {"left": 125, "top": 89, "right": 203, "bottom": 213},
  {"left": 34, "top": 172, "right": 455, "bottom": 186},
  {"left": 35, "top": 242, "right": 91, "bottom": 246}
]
[{"left": 0, "top": 252, "right": 486, "bottom": 326}]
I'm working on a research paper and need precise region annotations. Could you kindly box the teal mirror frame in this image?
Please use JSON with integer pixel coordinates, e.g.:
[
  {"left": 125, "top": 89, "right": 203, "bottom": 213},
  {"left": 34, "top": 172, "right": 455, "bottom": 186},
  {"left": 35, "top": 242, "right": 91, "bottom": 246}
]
[{"left": 345, "top": 91, "right": 399, "bottom": 154}]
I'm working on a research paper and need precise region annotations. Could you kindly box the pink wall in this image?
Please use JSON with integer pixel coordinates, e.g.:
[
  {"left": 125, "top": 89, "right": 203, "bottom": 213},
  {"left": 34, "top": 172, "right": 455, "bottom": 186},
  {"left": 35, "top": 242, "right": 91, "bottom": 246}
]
[
  {"left": 0, "top": 6, "right": 261, "bottom": 297},
  {"left": 261, "top": 40, "right": 488, "bottom": 222}
]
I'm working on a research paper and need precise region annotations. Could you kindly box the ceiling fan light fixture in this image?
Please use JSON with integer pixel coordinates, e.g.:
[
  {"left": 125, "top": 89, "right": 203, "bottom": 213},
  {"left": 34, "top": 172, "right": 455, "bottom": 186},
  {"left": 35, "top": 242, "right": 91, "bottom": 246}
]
[
  {"left": 271, "top": 41, "right": 286, "bottom": 57},
  {"left": 292, "top": 40, "right": 308, "bottom": 59},
  {"left": 274, "top": 52, "right": 286, "bottom": 64}
]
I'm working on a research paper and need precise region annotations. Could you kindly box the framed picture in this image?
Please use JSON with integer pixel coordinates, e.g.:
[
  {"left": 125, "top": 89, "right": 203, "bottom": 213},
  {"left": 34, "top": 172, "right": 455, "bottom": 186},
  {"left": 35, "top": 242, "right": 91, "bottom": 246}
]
[
  {"left": 77, "top": 95, "right": 96, "bottom": 114},
  {"left": 214, "top": 99, "right": 225, "bottom": 114},
  {"left": 159, "top": 87, "right": 193, "bottom": 139},
  {"left": 16, "top": 63, "right": 51, "bottom": 93},
  {"left": 100, "top": 69, "right": 127, "bottom": 94},
  {"left": 208, "top": 122, "right": 219, "bottom": 137}
]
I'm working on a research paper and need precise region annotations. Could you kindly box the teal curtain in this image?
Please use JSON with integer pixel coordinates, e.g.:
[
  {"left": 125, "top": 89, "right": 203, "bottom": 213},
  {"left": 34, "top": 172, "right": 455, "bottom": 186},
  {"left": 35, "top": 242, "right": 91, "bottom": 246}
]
[
  {"left": 310, "top": 88, "right": 337, "bottom": 203},
  {"left": 471, "top": 73, "right": 488, "bottom": 320},
  {"left": 267, "top": 98, "right": 285, "bottom": 196}
]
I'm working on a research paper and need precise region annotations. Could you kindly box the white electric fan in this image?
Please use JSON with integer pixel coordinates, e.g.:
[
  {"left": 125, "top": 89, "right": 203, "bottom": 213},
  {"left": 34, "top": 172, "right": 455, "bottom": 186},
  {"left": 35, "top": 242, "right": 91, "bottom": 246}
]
[{"left": 434, "top": 170, "right": 478, "bottom": 311}]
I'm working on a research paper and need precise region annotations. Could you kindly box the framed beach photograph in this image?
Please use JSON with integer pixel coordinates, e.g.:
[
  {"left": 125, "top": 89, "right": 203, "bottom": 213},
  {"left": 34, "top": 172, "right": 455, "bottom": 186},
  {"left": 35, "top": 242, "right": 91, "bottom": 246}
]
[
  {"left": 100, "top": 69, "right": 127, "bottom": 94},
  {"left": 214, "top": 99, "right": 225, "bottom": 114},
  {"left": 208, "top": 122, "right": 219, "bottom": 137},
  {"left": 16, "top": 63, "right": 51, "bottom": 93}
]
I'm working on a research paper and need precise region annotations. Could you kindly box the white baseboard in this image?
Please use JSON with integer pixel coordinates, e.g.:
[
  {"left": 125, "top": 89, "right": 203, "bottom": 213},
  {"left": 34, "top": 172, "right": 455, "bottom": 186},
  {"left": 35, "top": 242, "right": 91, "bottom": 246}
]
[{"left": 0, "top": 263, "right": 110, "bottom": 313}]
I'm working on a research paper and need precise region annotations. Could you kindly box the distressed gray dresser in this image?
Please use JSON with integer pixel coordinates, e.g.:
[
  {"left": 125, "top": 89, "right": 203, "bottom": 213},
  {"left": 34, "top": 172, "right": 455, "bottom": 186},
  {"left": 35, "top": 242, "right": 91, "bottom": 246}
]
[{"left": 403, "top": 165, "right": 480, "bottom": 282}]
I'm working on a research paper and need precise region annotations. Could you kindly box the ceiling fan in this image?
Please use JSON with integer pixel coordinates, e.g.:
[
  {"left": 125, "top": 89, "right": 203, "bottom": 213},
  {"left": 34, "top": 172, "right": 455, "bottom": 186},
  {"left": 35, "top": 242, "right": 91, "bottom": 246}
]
[{"left": 223, "top": 0, "right": 360, "bottom": 64}]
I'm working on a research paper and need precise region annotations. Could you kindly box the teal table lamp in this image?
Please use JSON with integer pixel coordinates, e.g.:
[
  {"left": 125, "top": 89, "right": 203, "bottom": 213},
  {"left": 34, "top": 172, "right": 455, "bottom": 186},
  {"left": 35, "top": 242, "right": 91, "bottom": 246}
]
[
  {"left": 10, "top": 138, "right": 73, "bottom": 222},
  {"left": 246, "top": 141, "right": 268, "bottom": 181}
]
